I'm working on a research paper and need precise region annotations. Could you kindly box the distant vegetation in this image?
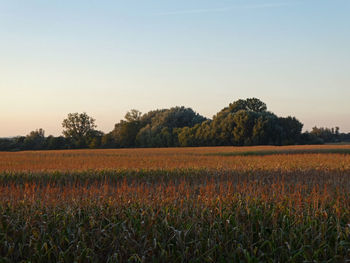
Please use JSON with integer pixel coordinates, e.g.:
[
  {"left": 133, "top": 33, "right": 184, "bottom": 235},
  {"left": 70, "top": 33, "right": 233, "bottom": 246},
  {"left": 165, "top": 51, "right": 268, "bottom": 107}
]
[{"left": 1, "top": 98, "right": 349, "bottom": 151}]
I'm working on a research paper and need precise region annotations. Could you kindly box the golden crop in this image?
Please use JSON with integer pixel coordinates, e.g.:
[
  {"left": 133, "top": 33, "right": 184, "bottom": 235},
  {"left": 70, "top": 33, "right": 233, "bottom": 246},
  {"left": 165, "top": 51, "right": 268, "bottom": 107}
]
[
  {"left": 1, "top": 145, "right": 350, "bottom": 262},
  {"left": 0, "top": 145, "right": 349, "bottom": 172}
]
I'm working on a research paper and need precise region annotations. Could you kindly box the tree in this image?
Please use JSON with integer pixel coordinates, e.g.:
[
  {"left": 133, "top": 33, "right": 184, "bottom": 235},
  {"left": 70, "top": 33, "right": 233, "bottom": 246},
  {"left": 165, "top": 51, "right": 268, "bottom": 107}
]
[
  {"left": 134, "top": 107, "right": 207, "bottom": 147},
  {"left": 278, "top": 117, "right": 303, "bottom": 145},
  {"left": 204, "top": 99, "right": 303, "bottom": 146},
  {"left": 245, "top": 98, "right": 267, "bottom": 112},
  {"left": 46, "top": 136, "right": 67, "bottom": 150},
  {"left": 111, "top": 107, "right": 207, "bottom": 148},
  {"left": 23, "top": 128, "right": 46, "bottom": 150},
  {"left": 177, "top": 126, "right": 197, "bottom": 147},
  {"left": 310, "top": 126, "right": 340, "bottom": 143},
  {"left": 0, "top": 138, "right": 16, "bottom": 151},
  {"left": 228, "top": 98, "right": 267, "bottom": 114},
  {"left": 232, "top": 110, "right": 256, "bottom": 145},
  {"left": 87, "top": 130, "right": 104, "bottom": 148},
  {"left": 113, "top": 110, "right": 143, "bottom": 148},
  {"left": 101, "top": 132, "right": 116, "bottom": 148},
  {"left": 62, "top": 112, "right": 97, "bottom": 148},
  {"left": 125, "top": 109, "right": 142, "bottom": 122}
]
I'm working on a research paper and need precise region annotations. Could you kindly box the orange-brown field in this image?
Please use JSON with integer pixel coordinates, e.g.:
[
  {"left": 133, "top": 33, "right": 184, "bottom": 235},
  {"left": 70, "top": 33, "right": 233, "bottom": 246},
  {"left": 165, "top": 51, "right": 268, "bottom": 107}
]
[
  {"left": 1, "top": 145, "right": 350, "bottom": 262},
  {"left": 1, "top": 144, "right": 350, "bottom": 171}
]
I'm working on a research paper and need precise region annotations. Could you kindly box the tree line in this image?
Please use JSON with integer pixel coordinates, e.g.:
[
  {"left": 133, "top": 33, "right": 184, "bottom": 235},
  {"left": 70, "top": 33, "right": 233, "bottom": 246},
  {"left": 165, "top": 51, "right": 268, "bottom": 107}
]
[{"left": 1, "top": 98, "right": 349, "bottom": 151}]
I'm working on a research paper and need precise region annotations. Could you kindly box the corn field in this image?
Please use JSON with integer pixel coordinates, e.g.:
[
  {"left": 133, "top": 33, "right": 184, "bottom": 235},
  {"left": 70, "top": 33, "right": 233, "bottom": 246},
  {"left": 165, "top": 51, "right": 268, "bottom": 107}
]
[{"left": 1, "top": 146, "right": 350, "bottom": 262}]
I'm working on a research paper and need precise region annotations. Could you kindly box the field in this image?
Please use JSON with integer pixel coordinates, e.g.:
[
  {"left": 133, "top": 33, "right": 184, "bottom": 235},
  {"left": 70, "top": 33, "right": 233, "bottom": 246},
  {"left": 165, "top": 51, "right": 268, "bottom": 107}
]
[{"left": 1, "top": 145, "right": 350, "bottom": 262}]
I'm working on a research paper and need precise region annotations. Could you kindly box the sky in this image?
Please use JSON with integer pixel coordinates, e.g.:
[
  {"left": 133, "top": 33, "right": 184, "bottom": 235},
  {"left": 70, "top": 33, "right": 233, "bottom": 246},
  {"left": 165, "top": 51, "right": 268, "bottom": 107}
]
[{"left": 0, "top": 0, "right": 349, "bottom": 137}]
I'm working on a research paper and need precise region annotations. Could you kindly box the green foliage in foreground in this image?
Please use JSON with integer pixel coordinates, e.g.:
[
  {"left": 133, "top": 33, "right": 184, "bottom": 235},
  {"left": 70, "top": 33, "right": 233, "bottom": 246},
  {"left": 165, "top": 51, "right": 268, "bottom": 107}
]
[
  {"left": 1, "top": 168, "right": 350, "bottom": 262},
  {"left": 1, "top": 200, "right": 350, "bottom": 262}
]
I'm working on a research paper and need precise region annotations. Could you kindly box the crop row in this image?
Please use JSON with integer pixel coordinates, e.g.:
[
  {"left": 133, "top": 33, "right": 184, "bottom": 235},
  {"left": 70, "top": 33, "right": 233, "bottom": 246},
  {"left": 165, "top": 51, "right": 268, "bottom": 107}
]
[{"left": 1, "top": 168, "right": 350, "bottom": 262}]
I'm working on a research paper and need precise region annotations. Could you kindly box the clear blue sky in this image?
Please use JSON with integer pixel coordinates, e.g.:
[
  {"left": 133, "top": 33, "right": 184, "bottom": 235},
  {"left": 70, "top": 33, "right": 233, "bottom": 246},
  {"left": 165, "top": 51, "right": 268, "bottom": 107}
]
[{"left": 1, "top": 0, "right": 349, "bottom": 136}]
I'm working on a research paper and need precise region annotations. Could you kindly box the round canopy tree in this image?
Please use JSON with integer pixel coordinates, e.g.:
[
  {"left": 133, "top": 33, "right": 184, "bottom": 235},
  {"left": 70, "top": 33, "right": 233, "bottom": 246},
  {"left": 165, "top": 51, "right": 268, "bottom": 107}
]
[{"left": 62, "top": 112, "right": 97, "bottom": 147}]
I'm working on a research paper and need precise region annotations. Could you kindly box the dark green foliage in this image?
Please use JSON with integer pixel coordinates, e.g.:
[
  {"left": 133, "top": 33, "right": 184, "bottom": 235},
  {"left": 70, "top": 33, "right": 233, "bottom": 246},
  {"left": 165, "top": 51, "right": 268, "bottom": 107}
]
[
  {"left": 0, "top": 138, "right": 18, "bottom": 151},
  {"left": 46, "top": 136, "right": 68, "bottom": 150},
  {"left": 113, "top": 121, "right": 142, "bottom": 148},
  {"left": 208, "top": 99, "right": 303, "bottom": 146},
  {"left": 310, "top": 126, "right": 340, "bottom": 143},
  {"left": 299, "top": 132, "right": 325, "bottom": 145},
  {"left": 100, "top": 133, "right": 116, "bottom": 148},
  {"left": 110, "top": 109, "right": 143, "bottom": 148},
  {"left": 299, "top": 127, "right": 349, "bottom": 145},
  {"left": 228, "top": 97, "right": 267, "bottom": 113},
  {"left": 23, "top": 128, "right": 46, "bottom": 150},
  {"left": 277, "top": 117, "right": 303, "bottom": 145},
  {"left": 1, "top": 98, "right": 347, "bottom": 151},
  {"left": 111, "top": 106, "right": 207, "bottom": 148},
  {"left": 62, "top": 112, "right": 99, "bottom": 148}
]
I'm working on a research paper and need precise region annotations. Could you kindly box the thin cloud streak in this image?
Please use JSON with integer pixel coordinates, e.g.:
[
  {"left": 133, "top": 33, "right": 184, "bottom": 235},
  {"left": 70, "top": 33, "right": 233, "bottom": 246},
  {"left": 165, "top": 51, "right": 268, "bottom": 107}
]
[{"left": 154, "top": 2, "right": 297, "bottom": 16}]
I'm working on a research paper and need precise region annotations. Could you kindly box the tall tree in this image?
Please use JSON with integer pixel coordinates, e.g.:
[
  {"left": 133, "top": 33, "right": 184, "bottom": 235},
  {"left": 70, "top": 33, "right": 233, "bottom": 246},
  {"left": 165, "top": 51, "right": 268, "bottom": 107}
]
[
  {"left": 278, "top": 117, "right": 303, "bottom": 145},
  {"left": 227, "top": 98, "right": 267, "bottom": 114},
  {"left": 62, "top": 112, "right": 97, "bottom": 148},
  {"left": 135, "top": 107, "right": 206, "bottom": 147}
]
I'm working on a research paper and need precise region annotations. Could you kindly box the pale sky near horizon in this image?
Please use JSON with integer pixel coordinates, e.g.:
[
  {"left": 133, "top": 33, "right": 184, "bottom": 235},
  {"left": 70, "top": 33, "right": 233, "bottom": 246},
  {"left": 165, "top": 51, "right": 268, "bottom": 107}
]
[{"left": 0, "top": 0, "right": 349, "bottom": 137}]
